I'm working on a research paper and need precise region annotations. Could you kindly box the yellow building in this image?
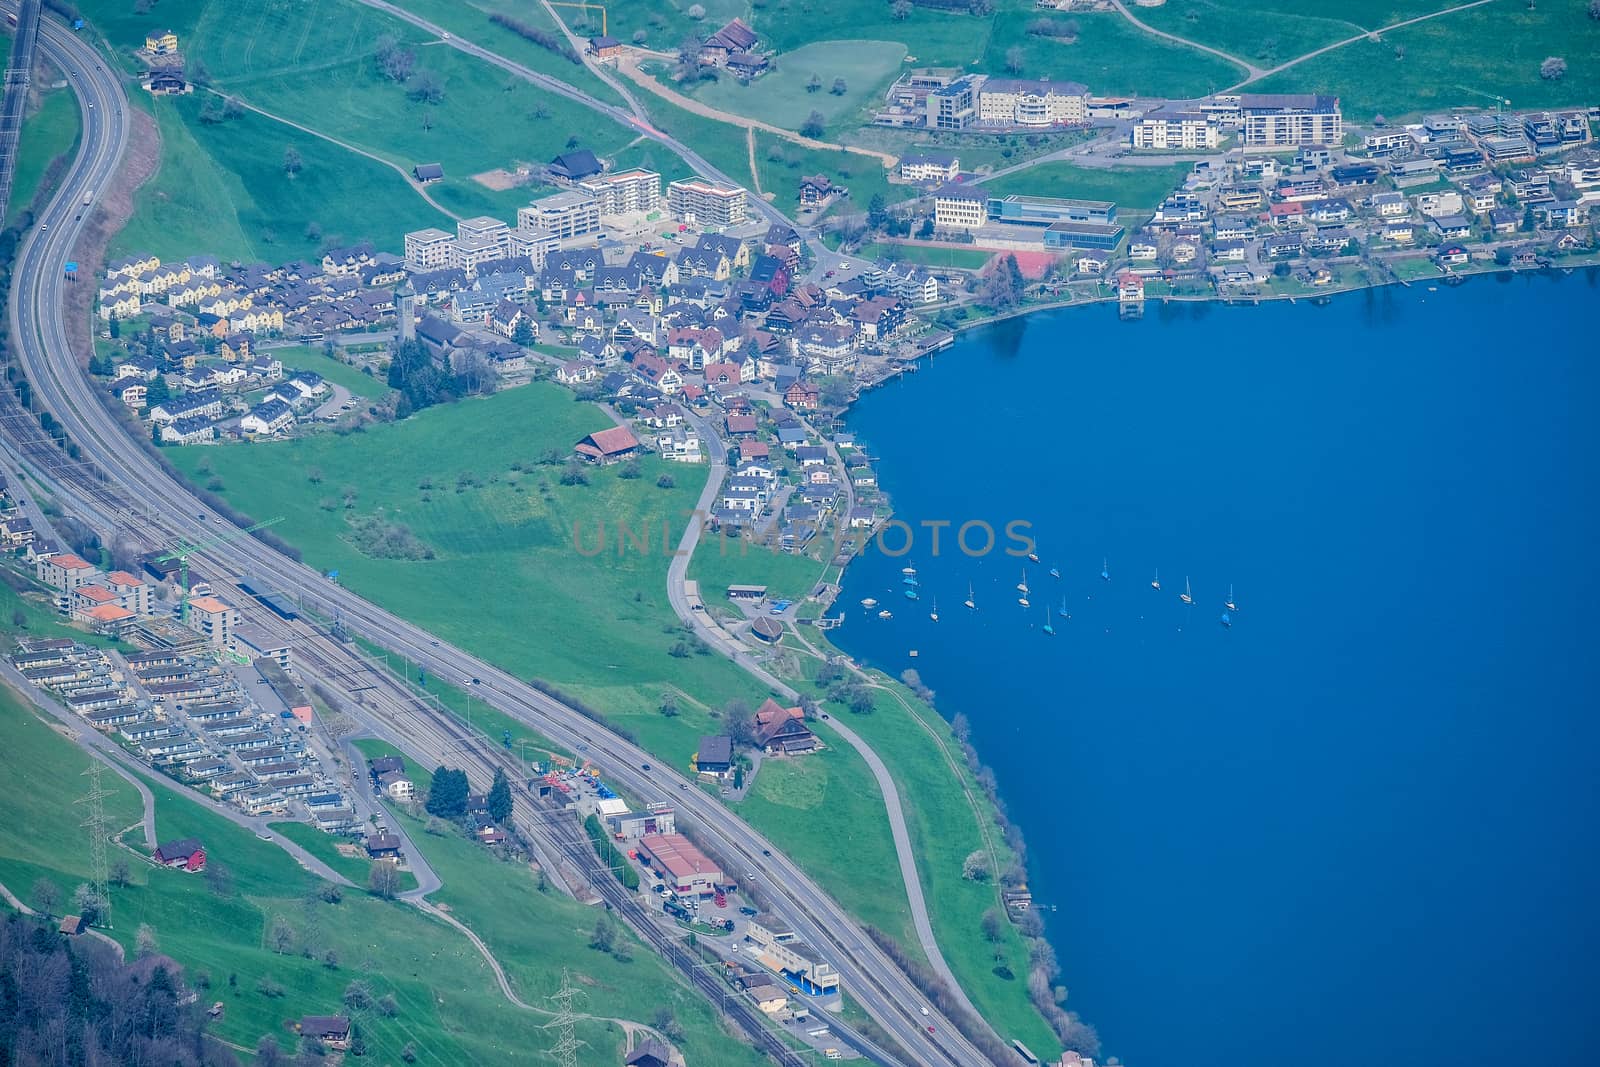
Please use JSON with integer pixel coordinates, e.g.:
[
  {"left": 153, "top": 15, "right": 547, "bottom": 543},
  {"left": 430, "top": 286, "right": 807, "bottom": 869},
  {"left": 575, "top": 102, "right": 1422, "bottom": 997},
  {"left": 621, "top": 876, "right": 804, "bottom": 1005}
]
[
  {"left": 145, "top": 30, "right": 179, "bottom": 55},
  {"left": 99, "top": 293, "right": 142, "bottom": 322}
]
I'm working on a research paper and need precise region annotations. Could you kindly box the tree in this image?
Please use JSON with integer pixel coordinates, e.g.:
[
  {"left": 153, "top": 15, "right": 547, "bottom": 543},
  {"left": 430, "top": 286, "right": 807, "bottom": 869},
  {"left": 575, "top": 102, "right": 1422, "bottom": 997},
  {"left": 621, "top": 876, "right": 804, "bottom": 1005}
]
[
  {"left": 590, "top": 913, "right": 617, "bottom": 953},
  {"left": 486, "top": 767, "right": 513, "bottom": 824},
  {"left": 659, "top": 692, "right": 680, "bottom": 717},
  {"left": 197, "top": 95, "right": 226, "bottom": 124},
  {"left": 343, "top": 979, "right": 375, "bottom": 1014},
  {"left": 891, "top": 0, "right": 912, "bottom": 18},
  {"left": 72, "top": 884, "right": 107, "bottom": 926},
  {"left": 831, "top": 77, "right": 847, "bottom": 96},
  {"left": 136, "top": 923, "right": 159, "bottom": 959},
  {"left": 374, "top": 34, "right": 415, "bottom": 82},
  {"left": 408, "top": 68, "right": 446, "bottom": 103},
  {"left": 969, "top": 0, "right": 994, "bottom": 14},
  {"left": 818, "top": 374, "right": 853, "bottom": 408},
  {"left": 980, "top": 254, "right": 1025, "bottom": 310},
  {"left": 962, "top": 849, "right": 991, "bottom": 882},
  {"left": 29, "top": 877, "right": 60, "bottom": 918},
  {"left": 806, "top": 72, "right": 822, "bottom": 93},
  {"left": 426, "top": 766, "right": 470, "bottom": 818},
  {"left": 1393, "top": 44, "right": 1405, "bottom": 60},
  {"left": 512, "top": 317, "right": 536, "bottom": 346},
  {"left": 867, "top": 192, "right": 888, "bottom": 229},
  {"left": 368, "top": 863, "right": 401, "bottom": 899},
  {"left": 1540, "top": 56, "right": 1567, "bottom": 80},
  {"left": 401, "top": 1042, "right": 418, "bottom": 1063},
  {"left": 1005, "top": 45, "right": 1025, "bottom": 75},
  {"left": 144, "top": 375, "right": 170, "bottom": 404},
  {"left": 268, "top": 914, "right": 297, "bottom": 954},
  {"left": 801, "top": 110, "right": 826, "bottom": 138},
  {"left": 378, "top": 993, "right": 399, "bottom": 1017},
  {"left": 283, "top": 146, "right": 303, "bottom": 177},
  {"left": 981, "top": 907, "right": 1004, "bottom": 942},
  {"left": 1591, "top": 0, "right": 1600, "bottom": 19},
  {"left": 256, "top": 1036, "right": 285, "bottom": 1067},
  {"left": 687, "top": 2, "right": 706, "bottom": 16},
  {"left": 651, "top": 1005, "right": 686, "bottom": 1043}
]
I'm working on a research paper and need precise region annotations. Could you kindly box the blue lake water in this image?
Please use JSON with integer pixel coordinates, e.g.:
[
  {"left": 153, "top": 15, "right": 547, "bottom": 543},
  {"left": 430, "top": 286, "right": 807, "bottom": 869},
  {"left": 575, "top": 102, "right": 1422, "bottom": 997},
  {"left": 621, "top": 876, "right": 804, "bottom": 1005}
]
[{"left": 831, "top": 271, "right": 1600, "bottom": 1067}]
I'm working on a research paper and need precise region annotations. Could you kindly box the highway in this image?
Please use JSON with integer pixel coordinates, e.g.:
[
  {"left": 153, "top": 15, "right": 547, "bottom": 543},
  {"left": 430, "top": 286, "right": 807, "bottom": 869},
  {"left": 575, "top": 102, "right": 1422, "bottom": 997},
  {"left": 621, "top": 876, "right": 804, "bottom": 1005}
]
[{"left": 2, "top": 10, "right": 1008, "bottom": 1065}]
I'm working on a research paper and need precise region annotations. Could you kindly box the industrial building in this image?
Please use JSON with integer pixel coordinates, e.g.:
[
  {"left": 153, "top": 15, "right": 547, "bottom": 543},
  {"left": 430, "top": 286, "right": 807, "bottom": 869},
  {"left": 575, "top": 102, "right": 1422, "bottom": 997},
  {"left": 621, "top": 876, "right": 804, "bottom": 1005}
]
[{"left": 637, "top": 832, "right": 723, "bottom": 896}]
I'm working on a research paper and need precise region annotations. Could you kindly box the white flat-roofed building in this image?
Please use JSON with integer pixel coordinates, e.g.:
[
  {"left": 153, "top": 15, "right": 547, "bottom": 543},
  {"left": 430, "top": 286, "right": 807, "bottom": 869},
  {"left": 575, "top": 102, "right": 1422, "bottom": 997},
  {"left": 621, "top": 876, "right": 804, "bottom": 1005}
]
[
  {"left": 1240, "top": 93, "right": 1342, "bottom": 146},
  {"left": 509, "top": 226, "right": 560, "bottom": 270},
  {"left": 456, "top": 215, "right": 511, "bottom": 254},
  {"left": 404, "top": 228, "right": 455, "bottom": 270},
  {"left": 449, "top": 235, "right": 509, "bottom": 277},
  {"left": 932, "top": 182, "right": 987, "bottom": 230},
  {"left": 1131, "top": 109, "right": 1220, "bottom": 150},
  {"left": 978, "top": 77, "right": 1088, "bottom": 127},
  {"left": 518, "top": 190, "right": 602, "bottom": 240},
  {"left": 667, "top": 177, "right": 748, "bottom": 227},
  {"left": 578, "top": 168, "right": 662, "bottom": 216}
]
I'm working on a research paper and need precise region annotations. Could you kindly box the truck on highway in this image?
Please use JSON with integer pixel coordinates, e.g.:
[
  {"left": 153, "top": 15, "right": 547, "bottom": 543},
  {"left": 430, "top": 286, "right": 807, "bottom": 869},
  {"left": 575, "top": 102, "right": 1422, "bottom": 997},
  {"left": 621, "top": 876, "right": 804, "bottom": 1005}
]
[{"left": 82, "top": 193, "right": 92, "bottom": 206}]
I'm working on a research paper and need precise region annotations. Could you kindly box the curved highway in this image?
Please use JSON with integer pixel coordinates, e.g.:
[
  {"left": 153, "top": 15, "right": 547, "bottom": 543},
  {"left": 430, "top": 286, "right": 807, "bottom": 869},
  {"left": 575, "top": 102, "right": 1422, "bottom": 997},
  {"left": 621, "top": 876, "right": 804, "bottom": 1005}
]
[{"left": 6, "top": 11, "right": 1008, "bottom": 1066}]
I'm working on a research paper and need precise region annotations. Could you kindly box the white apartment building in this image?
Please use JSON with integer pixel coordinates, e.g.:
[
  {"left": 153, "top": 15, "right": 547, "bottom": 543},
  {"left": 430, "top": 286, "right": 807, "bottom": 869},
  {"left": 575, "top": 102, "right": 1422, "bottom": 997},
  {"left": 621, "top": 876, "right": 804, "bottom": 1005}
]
[
  {"left": 578, "top": 168, "right": 662, "bottom": 216},
  {"left": 1132, "top": 110, "right": 1220, "bottom": 150},
  {"left": 977, "top": 78, "right": 1089, "bottom": 127},
  {"left": 403, "top": 228, "right": 455, "bottom": 270},
  {"left": 667, "top": 177, "right": 747, "bottom": 227},
  {"left": 457, "top": 215, "right": 510, "bottom": 254},
  {"left": 517, "top": 190, "right": 602, "bottom": 240},
  {"left": 1240, "top": 93, "right": 1342, "bottom": 147}
]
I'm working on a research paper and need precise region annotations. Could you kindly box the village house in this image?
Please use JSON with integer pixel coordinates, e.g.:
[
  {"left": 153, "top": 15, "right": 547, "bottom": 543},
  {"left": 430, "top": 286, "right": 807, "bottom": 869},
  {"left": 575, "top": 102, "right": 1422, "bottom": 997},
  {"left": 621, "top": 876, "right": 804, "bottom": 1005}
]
[
  {"left": 153, "top": 838, "right": 206, "bottom": 872},
  {"left": 575, "top": 425, "right": 642, "bottom": 464},
  {"left": 752, "top": 698, "right": 819, "bottom": 755}
]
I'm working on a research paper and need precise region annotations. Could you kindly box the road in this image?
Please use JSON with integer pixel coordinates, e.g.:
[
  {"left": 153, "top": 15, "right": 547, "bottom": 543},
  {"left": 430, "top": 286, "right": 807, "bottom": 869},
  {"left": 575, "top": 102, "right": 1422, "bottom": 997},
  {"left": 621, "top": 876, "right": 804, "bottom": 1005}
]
[{"left": 3, "top": 11, "right": 1003, "bottom": 1064}]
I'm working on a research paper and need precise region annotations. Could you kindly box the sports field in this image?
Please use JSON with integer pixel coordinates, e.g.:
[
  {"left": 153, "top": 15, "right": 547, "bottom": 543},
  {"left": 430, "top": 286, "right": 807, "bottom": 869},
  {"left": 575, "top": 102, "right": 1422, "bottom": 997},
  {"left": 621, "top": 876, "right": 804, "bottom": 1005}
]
[{"left": 985, "top": 161, "right": 1192, "bottom": 210}]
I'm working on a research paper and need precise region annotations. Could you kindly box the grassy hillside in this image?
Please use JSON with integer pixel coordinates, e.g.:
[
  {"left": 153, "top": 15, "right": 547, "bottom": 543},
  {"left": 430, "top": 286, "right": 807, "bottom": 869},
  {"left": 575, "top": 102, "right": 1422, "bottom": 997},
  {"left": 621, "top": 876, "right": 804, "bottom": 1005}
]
[
  {"left": 0, "top": 686, "right": 767, "bottom": 1064},
  {"left": 676, "top": 40, "right": 908, "bottom": 132},
  {"left": 5, "top": 86, "right": 81, "bottom": 226}
]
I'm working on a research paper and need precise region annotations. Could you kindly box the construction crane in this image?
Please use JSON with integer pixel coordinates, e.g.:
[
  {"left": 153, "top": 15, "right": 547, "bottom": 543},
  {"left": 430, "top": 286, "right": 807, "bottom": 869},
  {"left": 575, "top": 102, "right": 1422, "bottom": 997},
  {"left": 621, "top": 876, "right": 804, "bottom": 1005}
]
[
  {"left": 1453, "top": 85, "right": 1511, "bottom": 114},
  {"left": 155, "top": 517, "right": 284, "bottom": 621},
  {"left": 548, "top": 1, "right": 606, "bottom": 38}
]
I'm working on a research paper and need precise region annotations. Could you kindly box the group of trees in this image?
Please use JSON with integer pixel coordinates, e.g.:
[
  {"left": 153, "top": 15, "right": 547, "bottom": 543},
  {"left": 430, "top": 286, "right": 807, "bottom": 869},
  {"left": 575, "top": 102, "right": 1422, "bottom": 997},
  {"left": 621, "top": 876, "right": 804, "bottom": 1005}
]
[
  {"left": 0, "top": 913, "right": 238, "bottom": 1065},
  {"left": 424, "top": 765, "right": 514, "bottom": 824},
  {"left": 372, "top": 34, "right": 447, "bottom": 103},
  {"left": 1026, "top": 16, "right": 1079, "bottom": 38},
  {"left": 979, "top": 254, "right": 1026, "bottom": 311},
  {"left": 488, "top": 13, "right": 581, "bottom": 64},
  {"left": 386, "top": 339, "right": 495, "bottom": 418}
]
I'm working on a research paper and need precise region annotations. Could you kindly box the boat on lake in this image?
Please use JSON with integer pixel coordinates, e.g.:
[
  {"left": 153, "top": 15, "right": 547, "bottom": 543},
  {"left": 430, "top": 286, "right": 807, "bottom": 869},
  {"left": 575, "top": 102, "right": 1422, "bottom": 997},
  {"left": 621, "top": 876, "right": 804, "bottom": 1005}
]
[
  {"left": 1027, "top": 550, "right": 1040, "bottom": 564},
  {"left": 1101, "top": 558, "right": 1111, "bottom": 582},
  {"left": 1151, "top": 569, "right": 1161, "bottom": 591},
  {"left": 964, "top": 583, "right": 976, "bottom": 611},
  {"left": 1043, "top": 606, "right": 1055, "bottom": 636},
  {"left": 878, "top": 609, "right": 893, "bottom": 620},
  {"left": 930, "top": 596, "right": 939, "bottom": 623},
  {"left": 1220, "top": 610, "right": 1232, "bottom": 629},
  {"left": 1017, "top": 569, "right": 1030, "bottom": 595},
  {"left": 1018, "top": 595, "right": 1031, "bottom": 607},
  {"left": 901, "top": 565, "right": 917, "bottom": 576},
  {"left": 1049, "top": 566, "right": 1061, "bottom": 579},
  {"left": 861, "top": 597, "right": 878, "bottom": 608},
  {"left": 904, "top": 587, "right": 919, "bottom": 601},
  {"left": 1225, "top": 584, "right": 1237, "bottom": 612},
  {"left": 1181, "top": 577, "right": 1193, "bottom": 605}
]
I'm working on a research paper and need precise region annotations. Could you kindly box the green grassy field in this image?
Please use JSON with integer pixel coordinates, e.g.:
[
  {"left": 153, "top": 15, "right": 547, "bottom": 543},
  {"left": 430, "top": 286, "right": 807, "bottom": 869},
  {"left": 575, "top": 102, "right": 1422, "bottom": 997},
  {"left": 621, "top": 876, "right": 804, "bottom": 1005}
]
[
  {"left": 267, "top": 820, "right": 419, "bottom": 892},
  {"left": 0, "top": 688, "right": 767, "bottom": 1064},
  {"left": 979, "top": 10, "right": 1244, "bottom": 97},
  {"left": 753, "top": 132, "right": 905, "bottom": 216},
  {"left": 269, "top": 344, "right": 384, "bottom": 397},
  {"left": 6, "top": 86, "right": 81, "bottom": 226},
  {"left": 857, "top": 241, "right": 996, "bottom": 270},
  {"left": 679, "top": 40, "right": 908, "bottom": 133},
  {"left": 985, "top": 160, "right": 1191, "bottom": 210},
  {"left": 169, "top": 383, "right": 766, "bottom": 756},
  {"left": 762, "top": 0, "right": 998, "bottom": 67},
  {"left": 1248, "top": 2, "right": 1600, "bottom": 120},
  {"left": 689, "top": 535, "right": 832, "bottom": 602},
  {"left": 641, "top": 92, "right": 764, "bottom": 189},
  {"left": 1138, "top": 0, "right": 1470, "bottom": 68},
  {"left": 115, "top": 95, "right": 449, "bottom": 263}
]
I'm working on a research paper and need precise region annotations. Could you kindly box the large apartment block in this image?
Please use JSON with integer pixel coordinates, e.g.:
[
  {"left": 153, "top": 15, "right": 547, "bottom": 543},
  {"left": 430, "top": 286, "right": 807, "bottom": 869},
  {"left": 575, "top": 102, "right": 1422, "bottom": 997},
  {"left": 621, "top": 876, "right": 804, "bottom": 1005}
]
[
  {"left": 926, "top": 74, "right": 980, "bottom": 131},
  {"left": 667, "top": 177, "right": 747, "bottom": 228},
  {"left": 1132, "top": 109, "right": 1220, "bottom": 150},
  {"left": 977, "top": 78, "right": 1089, "bottom": 127},
  {"left": 1240, "top": 94, "right": 1342, "bottom": 147},
  {"left": 517, "top": 190, "right": 602, "bottom": 240},
  {"left": 578, "top": 168, "right": 662, "bottom": 216},
  {"left": 403, "top": 227, "right": 455, "bottom": 270}
]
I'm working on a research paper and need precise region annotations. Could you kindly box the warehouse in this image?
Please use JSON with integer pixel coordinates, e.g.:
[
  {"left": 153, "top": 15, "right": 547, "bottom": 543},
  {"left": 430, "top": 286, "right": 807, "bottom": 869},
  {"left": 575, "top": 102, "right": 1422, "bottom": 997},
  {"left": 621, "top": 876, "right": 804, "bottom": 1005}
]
[{"left": 637, "top": 832, "right": 723, "bottom": 896}]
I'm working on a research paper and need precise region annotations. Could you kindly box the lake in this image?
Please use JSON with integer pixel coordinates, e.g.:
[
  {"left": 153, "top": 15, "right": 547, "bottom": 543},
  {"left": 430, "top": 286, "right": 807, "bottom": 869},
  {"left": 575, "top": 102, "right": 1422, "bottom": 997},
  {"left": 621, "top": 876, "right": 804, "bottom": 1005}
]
[{"left": 832, "top": 271, "right": 1600, "bottom": 1067}]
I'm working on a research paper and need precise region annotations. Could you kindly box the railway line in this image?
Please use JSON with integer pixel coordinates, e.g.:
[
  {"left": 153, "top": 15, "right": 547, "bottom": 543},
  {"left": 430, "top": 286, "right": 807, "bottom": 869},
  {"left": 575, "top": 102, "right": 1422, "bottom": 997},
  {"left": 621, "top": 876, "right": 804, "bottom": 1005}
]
[{"left": 0, "top": 6, "right": 1008, "bottom": 1063}]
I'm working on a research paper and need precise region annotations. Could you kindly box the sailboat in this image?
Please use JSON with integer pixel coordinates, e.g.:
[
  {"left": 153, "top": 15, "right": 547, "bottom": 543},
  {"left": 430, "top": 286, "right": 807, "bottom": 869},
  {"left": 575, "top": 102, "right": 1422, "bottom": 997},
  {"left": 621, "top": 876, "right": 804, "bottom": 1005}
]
[
  {"left": 1043, "top": 606, "right": 1055, "bottom": 636},
  {"left": 1016, "top": 569, "right": 1030, "bottom": 594},
  {"left": 1049, "top": 565, "right": 1061, "bottom": 579},
  {"left": 861, "top": 597, "right": 878, "bottom": 608},
  {"left": 1060, "top": 595, "right": 1069, "bottom": 618},
  {"left": 1180, "top": 577, "right": 1193, "bottom": 605},
  {"left": 878, "top": 608, "right": 893, "bottom": 620},
  {"left": 903, "top": 566, "right": 919, "bottom": 587},
  {"left": 1100, "top": 558, "right": 1111, "bottom": 582},
  {"left": 1219, "top": 610, "right": 1232, "bottom": 629},
  {"left": 1027, "top": 549, "right": 1041, "bottom": 564},
  {"left": 1018, "top": 593, "right": 1031, "bottom": 608},
  {"left": 904, "top": 586, "right": 920, "bottom": 601},
  {"left": 1151, "top": 569, "right": 1161, "bottom": 591},
  {"left": 901, "top": 565, "right": 917, "bottom": 576},
  {"left": 1225, "top": 585, "right": 1237, "bottom": 613},
  {"left": 964, "top": 583, "right": 976, "bottom": 611},
  {"left": 930, "top": 596, "right": 940, "bottom": 623}
]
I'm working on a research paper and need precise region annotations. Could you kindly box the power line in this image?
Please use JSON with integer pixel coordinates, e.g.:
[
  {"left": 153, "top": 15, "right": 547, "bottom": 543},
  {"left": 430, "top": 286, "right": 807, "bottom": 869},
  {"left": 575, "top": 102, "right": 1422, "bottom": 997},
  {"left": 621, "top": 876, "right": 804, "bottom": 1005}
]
[
  {"left": 544, "top": 968, "right": 586, "bottom": 1067},
  {"left": 76, "top": 760, "right": 114, "bottom": 929}
]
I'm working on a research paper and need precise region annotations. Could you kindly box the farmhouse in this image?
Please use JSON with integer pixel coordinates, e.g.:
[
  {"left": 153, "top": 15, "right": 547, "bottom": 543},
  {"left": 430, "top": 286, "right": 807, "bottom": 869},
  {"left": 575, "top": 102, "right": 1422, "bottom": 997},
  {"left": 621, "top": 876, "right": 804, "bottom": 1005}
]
[
  {"left": 753, "top": 698, "right": 818, "bottom": 755},
  {"left": 575, "top": 425, "right": 641, "bottom": 463},
  {"left": 153, "top": 838, "right": 206, "bottom": 872}
]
